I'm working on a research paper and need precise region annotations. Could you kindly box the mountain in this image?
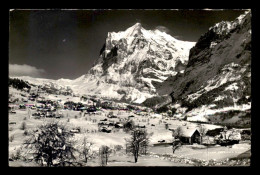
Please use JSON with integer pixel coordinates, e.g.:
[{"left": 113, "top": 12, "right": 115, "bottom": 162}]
[
  {"left": 11, "top": 76, "right": 74, "bottom": 95},
  {"left": 12, "top": 10, "right": 251, "bottom": 126},
  {"left": 67, "top": 23, "right": 195, "bottom": 103},
  {"left": 146, "top": 10, "right": 251, "bottom": 125}
]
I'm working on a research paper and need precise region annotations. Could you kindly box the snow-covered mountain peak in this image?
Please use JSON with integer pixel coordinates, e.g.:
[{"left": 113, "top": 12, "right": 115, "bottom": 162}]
[
  {"left": 125, "top": 22, "right": 143, "bottom": 37},
  {"left": 107, "top": 23, "right": 186, "bottom": 47},
  {"left": 107, "top": 23, "right": 144, "bottom": 42},
  {"left": 209, "top": 10, "right": 250, "bottom": 35},
  {"left": 70, "top": 23, "right": 196, "bottom": 103},
  {"left": 14, "top": 22, "right": 196, "bottom": 104}
]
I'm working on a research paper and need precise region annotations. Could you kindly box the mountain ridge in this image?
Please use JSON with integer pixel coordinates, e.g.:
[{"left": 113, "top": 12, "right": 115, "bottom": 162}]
[{"left": 144, "top": 10, "right": 251, "bottom": 124}]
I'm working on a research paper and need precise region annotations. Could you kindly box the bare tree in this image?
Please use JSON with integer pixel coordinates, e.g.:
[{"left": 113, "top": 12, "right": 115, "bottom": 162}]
[
  {"left": 172, "top": 126, "right": 183, "bottom": 139},
  {"left": 198, "top": 124, "right": 207, "bottom": 144},
  {"left": 140, "top": 131, "right": 152, "bottom": 155},
  {"left": 99, "top": 145, "right": 111, "bottom": 166},
  {"left": 172, "top": 140, "right": 182, "bottom": 154},
  {"left": 227, "top": 128, "right": 238, "bottom": 140},
  {"left": 126, "top": 128, "right": 150, "bottom": 163},
  {"left": 24, "top": 122, "right": 78, "bottom": 167},
  {"left": 172, "top": 126, "right": 183, "bottom": 154},
  {"left": 80, "top": 136, "right": 93, "bottom": 163}
]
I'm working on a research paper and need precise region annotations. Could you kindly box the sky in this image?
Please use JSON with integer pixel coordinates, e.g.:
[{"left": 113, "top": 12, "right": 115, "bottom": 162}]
[{"left": 9, "top": 9, "right": 247, "bottom": 80}]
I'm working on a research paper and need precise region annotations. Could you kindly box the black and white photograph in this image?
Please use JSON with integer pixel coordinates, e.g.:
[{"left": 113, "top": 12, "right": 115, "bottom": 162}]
[{"left": 8, "top": 9, "right": 251, "bottom": 167}]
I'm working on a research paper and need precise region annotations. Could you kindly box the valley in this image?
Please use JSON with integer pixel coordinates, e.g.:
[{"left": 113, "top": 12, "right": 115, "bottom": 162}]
[{"left": 8, "top": 10, "right": 251, "bottom": 167}]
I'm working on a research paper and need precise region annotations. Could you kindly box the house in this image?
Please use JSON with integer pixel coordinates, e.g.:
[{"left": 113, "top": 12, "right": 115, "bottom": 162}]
[
  {"left": 100, "top": 127, "right": 112, "bottom": 133},
  {"left": 137, "top": 125, "right": 146, "bottom": 128},
  {"left": 108, "top": 115, "right": 117, "bottom": 118},
  {"left": 9, "top": 104, "right": 17, "bottom": 110},
  {"left": 19, "top": 104, "right": 26, "bottom": 109},
  {"left": 70, "top": 129, "right": 80, "bottom": 133},
  {"left": 115, "top": 123, "right": 123, "bottom": 128},
  {"left": 178, "top": 127, "right": 201, "bottom": 145},
  {"left": 206, "top": 128, "right": 224, "bottom": 137},
  {"left": 87, "top": 107, "right": 97, "bottom": 113},
  {"left": 158, "top": 139, "right": 165, "bottom": 143},
  {"left": 215, "top": 129, "right": 241, "bottom": 145},
  {"left": 25, "top": 104, "right": 35, "bottom": 108}
]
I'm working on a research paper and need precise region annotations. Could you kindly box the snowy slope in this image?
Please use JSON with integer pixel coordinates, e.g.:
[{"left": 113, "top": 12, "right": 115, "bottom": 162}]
[
  {"left": 11, "top": 76, "right": 74, "bottom": 95},
  {"left": 146, "top": 10, "right": 251, "bottom": 124}
]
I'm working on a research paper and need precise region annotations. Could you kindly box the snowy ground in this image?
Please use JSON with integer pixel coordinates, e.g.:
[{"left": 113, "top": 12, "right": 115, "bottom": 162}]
[
  {"left": 149, "top": 142, "right": 250, "bottom": 161},
  {"left": 8, "top": 90, "right": 251, "bottom": 166}
]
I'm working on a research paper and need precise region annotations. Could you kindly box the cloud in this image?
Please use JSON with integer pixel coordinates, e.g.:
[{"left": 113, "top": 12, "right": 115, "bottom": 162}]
[
  {"left": 155, "top": 26, "right": 170, "bottom": 34},
  {"left": 173, "top": 35, "right": 183, "bottom": 40},
  {"left": 9, "top": 64, "right": 46, "bottom": 78}
]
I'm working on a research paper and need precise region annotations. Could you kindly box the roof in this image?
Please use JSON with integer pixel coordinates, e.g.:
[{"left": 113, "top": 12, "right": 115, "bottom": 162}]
[{"left": 180, "top": 127, "right": 200, "bottom": 138}]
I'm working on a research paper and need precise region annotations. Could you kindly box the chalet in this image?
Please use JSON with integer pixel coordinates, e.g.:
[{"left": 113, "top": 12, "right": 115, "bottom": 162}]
[
  {"left": 25, "top": 104, "right": 35, "bottom": 108},
  {"left": 79, "top": 106, "right": 87, "bottom": 111},
  {"left": 22, "top": 98, "right": 28, "bottom": 102},
  {"left": 32, "top": 112, "right": 41, "bottom": 116},
  {"left": 70, "top": 129, "right": 80, "bottom": 133},
  {"left": 100, "top": 127, "right": 112, "bottom": 133},
  {"left": 9, "top": 104, "right": 17, "bottom": 110},
  {"left": 137, "top": 125, "right": 146, "bottom": 128},
  {"left": 115, "top": 123, "right": 123, "bottom": 128},
  {"left": 19, "top": 104, "right": 26, "bottom": 109},
  {"left": 108, "top": 115, "right": 117, "bottom": 118},
  {"left": 87, "top": 107, "right": 97, "bottom": 113},
  {"left": 178, "top": 127, "right": 201, "bottom": 145},
  {"left": 10, "top": 110, "right": 16, "bottom": 114},
  {"left": 107, "top": 122, "right": 115, "bottom": 127},
  {"left": 98, "top": 122, "right": 109, "bottom": 127},
  {"left": 158, "top": 139, "right": 165, "bottom": 143},
  {"left": 206, "top": 128, "right": 224, "bottom": 137},
  {"left": 23, "top": 87, "right": 29, "bottom": 92}
]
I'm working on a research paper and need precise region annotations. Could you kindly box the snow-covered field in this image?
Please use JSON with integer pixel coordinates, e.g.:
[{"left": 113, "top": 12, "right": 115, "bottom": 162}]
[
  {"left": 149, "top": 143, "right": 250, "bottom": 161},
  {"left": 8, "top": 89, "right": 250, "bottom": 166}
]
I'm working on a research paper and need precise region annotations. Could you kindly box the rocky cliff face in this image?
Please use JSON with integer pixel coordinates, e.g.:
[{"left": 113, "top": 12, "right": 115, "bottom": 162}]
[
  {"left": 70, "top": 23, "right": 195, "bottom": 103},
  {"left": 146, "top": 11, "right": 251, "bottom": 124}
]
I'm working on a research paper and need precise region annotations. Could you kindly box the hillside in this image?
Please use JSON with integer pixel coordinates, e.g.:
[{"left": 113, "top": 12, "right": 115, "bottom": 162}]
[{"left": 144, "top": 10, "right": 251, "bottom": 124}]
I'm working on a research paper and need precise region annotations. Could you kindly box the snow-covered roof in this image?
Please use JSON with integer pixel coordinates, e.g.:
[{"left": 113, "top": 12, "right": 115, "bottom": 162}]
[{"left": 180, "top": 127, "right": 200, "bottom": 138}]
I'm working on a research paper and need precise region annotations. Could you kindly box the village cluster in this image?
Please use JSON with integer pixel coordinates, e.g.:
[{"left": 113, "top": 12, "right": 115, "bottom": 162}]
[{"left": 8, "top": 81, "right": 251, "bottom": 166}]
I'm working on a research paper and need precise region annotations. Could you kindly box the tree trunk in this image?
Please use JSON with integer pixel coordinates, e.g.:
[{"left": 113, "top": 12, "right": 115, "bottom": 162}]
[
  {"left": 134, "top": 156, "right": 138, "bottom": 163},
  {"left": 85, "top": 155, "right": 88, "bottom": 163}
]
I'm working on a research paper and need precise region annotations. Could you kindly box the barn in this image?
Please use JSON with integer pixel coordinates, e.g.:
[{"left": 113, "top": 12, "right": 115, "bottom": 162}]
[
  {"left": 206, "top": 128, "right": 224, "bottom": 137},
  {"left": 179, "top": 127, "right": 201, "bottom": 145}
]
